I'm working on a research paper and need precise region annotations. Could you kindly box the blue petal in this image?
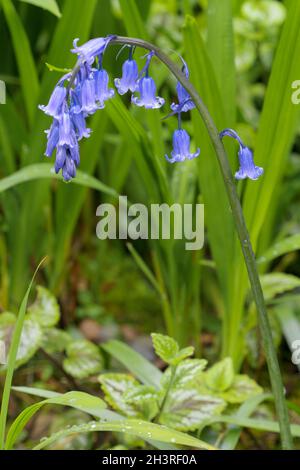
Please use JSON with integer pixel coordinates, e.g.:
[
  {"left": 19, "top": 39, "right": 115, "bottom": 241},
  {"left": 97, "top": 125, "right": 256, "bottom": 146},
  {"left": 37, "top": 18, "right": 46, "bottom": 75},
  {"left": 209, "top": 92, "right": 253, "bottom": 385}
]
[
  {"left": 165, "top": 129, "right": 200, "bottom": 163},
  {"left": 132, "top": 77, "right": 164, "bottom": 109},
  {"left": 95, "top": 69, "right": 114, "bottom": 106},
  {"left": 235, "top": 147, "right": 264, "bottom": 181},
  {"left": 39, "top": 85, "right": 66, "bottom": 118},
  {"left": 72, "top": 37, "right": 107, "bottom": 64},
  {"left": 115, "top": 59, "right": 139, "bottom": 95},
  {"left": 45, "top": 119, "right": 59, "bottom": 157}
]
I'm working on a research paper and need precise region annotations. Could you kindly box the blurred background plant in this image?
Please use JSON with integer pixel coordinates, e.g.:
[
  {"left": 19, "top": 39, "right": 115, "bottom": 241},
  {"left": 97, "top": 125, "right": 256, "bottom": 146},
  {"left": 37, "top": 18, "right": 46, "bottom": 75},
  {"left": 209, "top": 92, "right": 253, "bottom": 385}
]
[{"left": 1, "top": 0, "right": 300, "bottom": 450}]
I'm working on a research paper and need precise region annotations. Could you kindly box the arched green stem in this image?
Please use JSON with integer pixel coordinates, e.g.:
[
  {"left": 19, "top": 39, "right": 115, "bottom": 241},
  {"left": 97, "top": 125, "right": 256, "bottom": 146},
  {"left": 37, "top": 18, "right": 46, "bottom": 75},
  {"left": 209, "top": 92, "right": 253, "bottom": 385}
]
[{"left": 71, "top": 35, "right": 293, "bottom": 449}]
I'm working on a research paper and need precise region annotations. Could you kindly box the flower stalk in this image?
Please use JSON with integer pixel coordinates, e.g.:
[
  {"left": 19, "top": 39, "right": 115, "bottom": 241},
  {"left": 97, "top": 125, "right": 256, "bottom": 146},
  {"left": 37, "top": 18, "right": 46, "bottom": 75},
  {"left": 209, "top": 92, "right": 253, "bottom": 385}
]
[{"left": 109, "top": 35, "right": 293, "bottom": 450}]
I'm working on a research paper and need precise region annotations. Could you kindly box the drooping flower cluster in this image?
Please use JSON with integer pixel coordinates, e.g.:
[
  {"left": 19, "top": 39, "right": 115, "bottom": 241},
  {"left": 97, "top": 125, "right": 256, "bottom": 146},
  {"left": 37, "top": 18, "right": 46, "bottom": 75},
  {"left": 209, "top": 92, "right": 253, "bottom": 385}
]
[
  {"left": 39, "top": 35, "right": 263, "bottom": 182},
  {"left": 220, "top": 128, "right": 263, "bottom": 181},
  {"left": 39, "top": 36, "right": 115, "bottom": 181}
]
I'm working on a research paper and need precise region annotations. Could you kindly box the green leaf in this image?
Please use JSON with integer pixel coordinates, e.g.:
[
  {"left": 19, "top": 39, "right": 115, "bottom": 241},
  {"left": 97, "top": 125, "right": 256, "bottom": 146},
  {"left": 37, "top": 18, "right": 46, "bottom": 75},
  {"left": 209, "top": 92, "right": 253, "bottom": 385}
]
[
  {"left": 205, "top": 358, "right": 235, "bottom": 392},
  {"left": 33, "top": 419, "right": 215, "bottom": 450},
  {"left": 258, "top": 234, "right": 300, "bottom": 264},
  {"left": 159, "top": 359, "right": 216, "bottom": 431},
  {"left": 152, "top": 334, "right": 194, "bottom": 366},
  {"left": 159, "top": 390, "right": 226, "bottom": 432},
  {"left": 102, "top": 339, "right": 162, "bottom": 389},
  {"left": 5, "top": 391, "right": 107, "bottom": 450},
  {"left": 0, "top": 163, "right": 119, "bottom": 198},
  {"left": 207, "top": 0, "right": 236, "bottom": 123},
  {"left": 161, "top": 359, "right": 207, "bottom": 390},
  {"left": 10, "top": 386, "right": 179, "bottom": 451},
  {"left": 219, "top": 393, "right": 272, "bottom": 450},
  {"left": 124, "top": 386, "right": 159, "bottom": 421},
  {"left": 260, "top": 273, "right": 300, "bottom": 301},
  {"left": 219, "top": 375, "right": 263, "bottom": 404},
  {"left": 41, "top": 328, "right": 71, "bottom": 354},
  {"left": 119, "top": 0, "right": 148, "bottom": 38},
  {"left": 0, "top": 313, "right": 42, "bottom": 369},
  {"left": 99, "top": 373, "right": 141, "bottom": 417},
  {"left": 2, "top": 0, "right": 40, "bottom": 126},
  {"left": 151, "top": 333, "right": 179, "bottom": 364},
  {"left": 63, "top": 340, "right": 103, "bottom": 379},
  {"left": 18, "top": 0, "right": 61, "bottom": 17},
  {"left": 208, "top": 415, "right": 300, "bottom": 439},
  {"left": 27, "top": 285, "right": 60, "bottom": 328}
]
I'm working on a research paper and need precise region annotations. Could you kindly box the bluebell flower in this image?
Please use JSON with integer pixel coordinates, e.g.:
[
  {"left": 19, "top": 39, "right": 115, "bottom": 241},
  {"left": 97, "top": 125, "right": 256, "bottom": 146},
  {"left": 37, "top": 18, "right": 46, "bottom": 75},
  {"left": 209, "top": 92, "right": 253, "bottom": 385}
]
[
  {"left": 71, "top": 36, "right": 114, "bottom": 65},
  {"left": 220, "top": 128, "right": 263, "bottom": 181},
  {"left": 132, "top": 77, "right": 165, "bottom": 109},
  {"left": 235, "top": 146, "right": 264, "bottom": 180},
  {"left": 115, "top": 58, "right": 139, "bottom": 95},
  {"left": 94, "top": 68, "right": 115, "bottom": 107},
  {"left": 39, "top": 84, "right": 66, "bottom": 118},
  {"left": 132, "top": 51, "right": 164, "bottom": 109},
  {"left": 171, "top": 61, "right": 195, "bottom": 113},
  {"left": 165, "top": 128, "right": 200, "bottom": 163}
]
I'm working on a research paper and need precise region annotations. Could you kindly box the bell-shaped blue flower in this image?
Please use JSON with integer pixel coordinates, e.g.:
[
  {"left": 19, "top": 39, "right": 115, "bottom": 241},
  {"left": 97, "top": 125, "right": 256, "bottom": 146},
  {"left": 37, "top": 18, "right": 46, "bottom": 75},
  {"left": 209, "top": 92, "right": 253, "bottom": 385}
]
[
  {"left": 39, "top": 84, "right": 66, "bottom": 118},
  {"left": 115, "top": 58, "right": 139, "bottom": 95},
  {"left": 165, "top": 129, "right": 200, "bottom": 163},
  {"left": 235, "top": 146, "right": 264, "bottom": 180},
  {"left": 95, "top": 69, "right": 114, "bottom": 108},
  {"left": 171, "top": 62, "right": 195, "bottom": 113},
  {"left": 132, "top": 76, "right": 164, "bottom": 109},
  {"left": 220, "top": 128, "right": 263, "bottom": 181}
]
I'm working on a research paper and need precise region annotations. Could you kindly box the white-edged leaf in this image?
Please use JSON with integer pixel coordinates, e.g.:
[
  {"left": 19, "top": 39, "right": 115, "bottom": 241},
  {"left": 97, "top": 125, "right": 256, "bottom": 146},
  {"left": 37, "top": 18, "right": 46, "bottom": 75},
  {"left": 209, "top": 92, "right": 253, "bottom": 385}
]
[
  {"left": 159, "top": 390, "right": 226, "bottom": 431},
  {"left": 161, "top": 359, "right": 207, "bottom": 389},
  {"left": 27, "top": 285, "right": 60, "bottom": 328},
  {"left": 0, "top": 313, "right": 42, "bottom": 369},
  {"left": 98, "top": 373, "right": 141, "bottom": 417},
  {"left": 124, "top": 385, "right": 159, "bottom": 421},
  {"left": 63, "top": 340, "right": 103, "bottom": 379}
]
